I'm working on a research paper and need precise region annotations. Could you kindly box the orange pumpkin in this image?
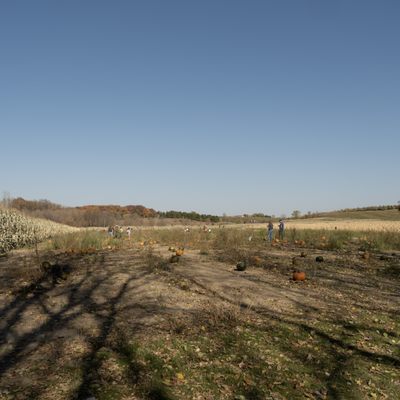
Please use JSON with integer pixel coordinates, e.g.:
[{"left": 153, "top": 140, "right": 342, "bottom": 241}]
[
  {"left": 176, "top": 248, "right": 184, "bottom": 256},
  {"left": 293, "top": 271, "right": 306, "bottom": 281}
]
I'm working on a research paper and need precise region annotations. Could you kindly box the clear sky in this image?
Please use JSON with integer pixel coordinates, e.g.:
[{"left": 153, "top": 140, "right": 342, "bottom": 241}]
[{"left": 1, "top": 1, "right": 399, "bottom": 216}]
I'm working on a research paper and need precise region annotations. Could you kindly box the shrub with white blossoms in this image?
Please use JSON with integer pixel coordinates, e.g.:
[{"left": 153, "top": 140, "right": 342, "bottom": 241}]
[{"left": 0, "top": 208, "right": 77, "bottom": 253}]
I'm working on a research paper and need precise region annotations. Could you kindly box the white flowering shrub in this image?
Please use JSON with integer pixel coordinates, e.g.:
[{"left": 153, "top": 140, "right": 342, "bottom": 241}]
[{"left": 0, "top": 208, "right": 77, "bottom": 253}]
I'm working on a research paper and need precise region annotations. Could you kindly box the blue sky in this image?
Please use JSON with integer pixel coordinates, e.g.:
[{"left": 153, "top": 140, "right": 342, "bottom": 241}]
[{"left": 1, "top": 1, "right": 399, "bottom": 216}]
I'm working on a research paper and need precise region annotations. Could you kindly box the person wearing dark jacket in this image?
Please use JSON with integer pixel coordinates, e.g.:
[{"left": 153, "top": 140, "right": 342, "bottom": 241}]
[
  {"left": 278, "top": 219, "right": 285, "bottom": 240},
  {"left": 267, "top": 221, "right": 274, "bottom": 242}
]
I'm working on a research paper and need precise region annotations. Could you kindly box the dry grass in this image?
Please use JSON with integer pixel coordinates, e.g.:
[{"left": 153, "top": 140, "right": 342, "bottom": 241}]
[
  {"left": 287, "top": 218, "right": 400, "bottom": 232},
  {"left": 239, "top": 219, "right": 400, "bottom": 232}
]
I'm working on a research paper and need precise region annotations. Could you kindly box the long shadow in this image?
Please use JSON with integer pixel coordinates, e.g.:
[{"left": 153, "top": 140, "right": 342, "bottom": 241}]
[
  {"left": 1, "top": 247, "right": 398, "bottom": 398},
  {"left": 0, "top": 260, "right": 79, "bottom": 347},
  {"left": 219, "top": 255, "right": 400, "bottom": 315},
  {"left": 174, "top": 267, "right": 400, "bottom": 368},
  {"left": 249, "top": 302, "right": 400, "bottom": 371},
  {"left": 73, "top": 263, "right": 179, "bottom": 399},
  {"left": 0, "top": 274, "right": 50, "bottom": 335},
  {"left": 108, "top": 328, "right": 176, "bottom": 400},
  {"left": 0, "top": 252, "right": 91, "bottom": 319},
  {"left": 0, "top": 268, "right": 105, "bottom": 377},
  {"left": 272, "top": 310, "right": 400, "bottom": 399},
  {"left": 233, "top": 269, "right": 399, "bottom": 316},
  {"left": 0, "top": 252, "right": 161, "bottom": 398},
  {"left": 177, "top": 273, "right": 399, "bottom": 399},
  {"left": 74, "top": 275, "right": 135, "bottom": 399}
]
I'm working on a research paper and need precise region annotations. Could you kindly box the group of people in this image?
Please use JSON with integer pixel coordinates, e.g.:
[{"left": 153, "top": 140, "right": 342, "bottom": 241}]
[
  {"left": 107, "top": 225, "right": 132, "bottom": 239},
  {"left": 105, "top": 220, "right": 283, "bottom": 243},
  {"left": 267, "top": 219, "right": 285, "bottom": 242}
]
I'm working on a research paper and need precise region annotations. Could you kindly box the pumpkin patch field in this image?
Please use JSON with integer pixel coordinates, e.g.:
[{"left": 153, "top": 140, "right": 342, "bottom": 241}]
[{"left": 0, "top": 226, "right": 399, "bottom": 400}]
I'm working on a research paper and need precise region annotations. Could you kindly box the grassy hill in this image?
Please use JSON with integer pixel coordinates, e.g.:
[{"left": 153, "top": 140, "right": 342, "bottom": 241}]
[{"left": 308, "top": 208, "right": 400, "bottom": 221}]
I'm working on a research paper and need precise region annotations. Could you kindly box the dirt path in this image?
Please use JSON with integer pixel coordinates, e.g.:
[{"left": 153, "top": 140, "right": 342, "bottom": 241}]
[{"left": 168, "top": 248, "right": 400, "bottom": 323}]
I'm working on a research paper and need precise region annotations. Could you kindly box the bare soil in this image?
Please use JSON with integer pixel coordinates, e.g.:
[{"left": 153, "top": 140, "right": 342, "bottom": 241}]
[{"left": 0, "top": 243, "right": 399, "bottom": 399}]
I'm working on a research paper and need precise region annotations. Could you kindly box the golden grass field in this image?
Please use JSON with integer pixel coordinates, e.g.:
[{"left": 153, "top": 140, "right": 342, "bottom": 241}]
[
  {"left": 257, "top": 218, "right": 400, "bottom": 232},
  {"left": 135, "top": 218, "right": 400, "bottom": 233}
]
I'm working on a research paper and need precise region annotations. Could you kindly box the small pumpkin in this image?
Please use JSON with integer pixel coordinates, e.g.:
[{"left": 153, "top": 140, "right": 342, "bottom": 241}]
[
  {"left": 293, "top": 271, "right": 306, "bottom": 281},
  {"left": 176, "top": 248, "right": 184, "bottom": 256},
  {"left": 236, "top": 261, "right": 247, "bottom": 271}
]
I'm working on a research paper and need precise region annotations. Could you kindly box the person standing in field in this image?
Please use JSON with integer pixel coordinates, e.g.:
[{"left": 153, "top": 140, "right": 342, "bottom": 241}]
[
  {"left": 267, "top": 220, "right": 274, "bottom": 242},
  {"left": 278, "top": 219, "right": 285, "bottom": 240},
  {"left": 126, "top": 227, "right": 132, "bottom": 240}
]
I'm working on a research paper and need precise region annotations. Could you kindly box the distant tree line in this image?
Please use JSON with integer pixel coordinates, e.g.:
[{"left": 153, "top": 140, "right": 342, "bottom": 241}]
[
  {"left": 221, "top": 213, "right": 271, "bottom": 224},
  {"left": 158, "top": 210, "right": 220, "bottom": 222},
  {"left": 8, "top": 197, "right": 63, "bottom": 211},
  {"left": 0, "top": 196, "right": 221, "bottom": 226},
  {"left": 5, "top": 195, "right": 396, "bottom": 228},
  {"left": 338, "top": 205, "right": 398, "bottom": 212}
]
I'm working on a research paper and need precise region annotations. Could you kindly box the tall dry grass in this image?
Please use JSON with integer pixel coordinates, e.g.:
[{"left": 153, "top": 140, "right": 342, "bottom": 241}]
[
  {"left": 142, "top": 225, "right": 400, "bottom": 252},
  {"left": 0, "top": 208, "right": 78, "bottom": 254}
]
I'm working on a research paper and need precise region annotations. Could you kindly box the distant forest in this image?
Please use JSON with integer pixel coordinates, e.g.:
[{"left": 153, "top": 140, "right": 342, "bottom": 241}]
[
  {"left": 1, "top": 196, "right": 398, "bottom": 227},
  {"left": 0, "top": 197, "right": 221, "bottom": 227}
]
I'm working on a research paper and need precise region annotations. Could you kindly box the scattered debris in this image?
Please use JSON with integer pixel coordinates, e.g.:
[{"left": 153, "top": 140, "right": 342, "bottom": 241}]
[{"left": 170, "top": 255, "right": 180, "bottom": 263}]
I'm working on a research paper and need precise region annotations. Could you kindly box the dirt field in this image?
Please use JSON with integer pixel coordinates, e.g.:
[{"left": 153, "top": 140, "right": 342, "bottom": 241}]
[{"left": 0, "top": 241, "right": 399, "bottom": 399}]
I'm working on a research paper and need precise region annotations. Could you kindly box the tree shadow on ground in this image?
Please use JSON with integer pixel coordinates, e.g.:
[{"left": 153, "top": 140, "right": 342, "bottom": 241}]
[
  {"left": 0, "top": 249, "right": 176, "bottom": 399},
  {"left": 171, "top": 259, "right": 400, "bottom": 399}
]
